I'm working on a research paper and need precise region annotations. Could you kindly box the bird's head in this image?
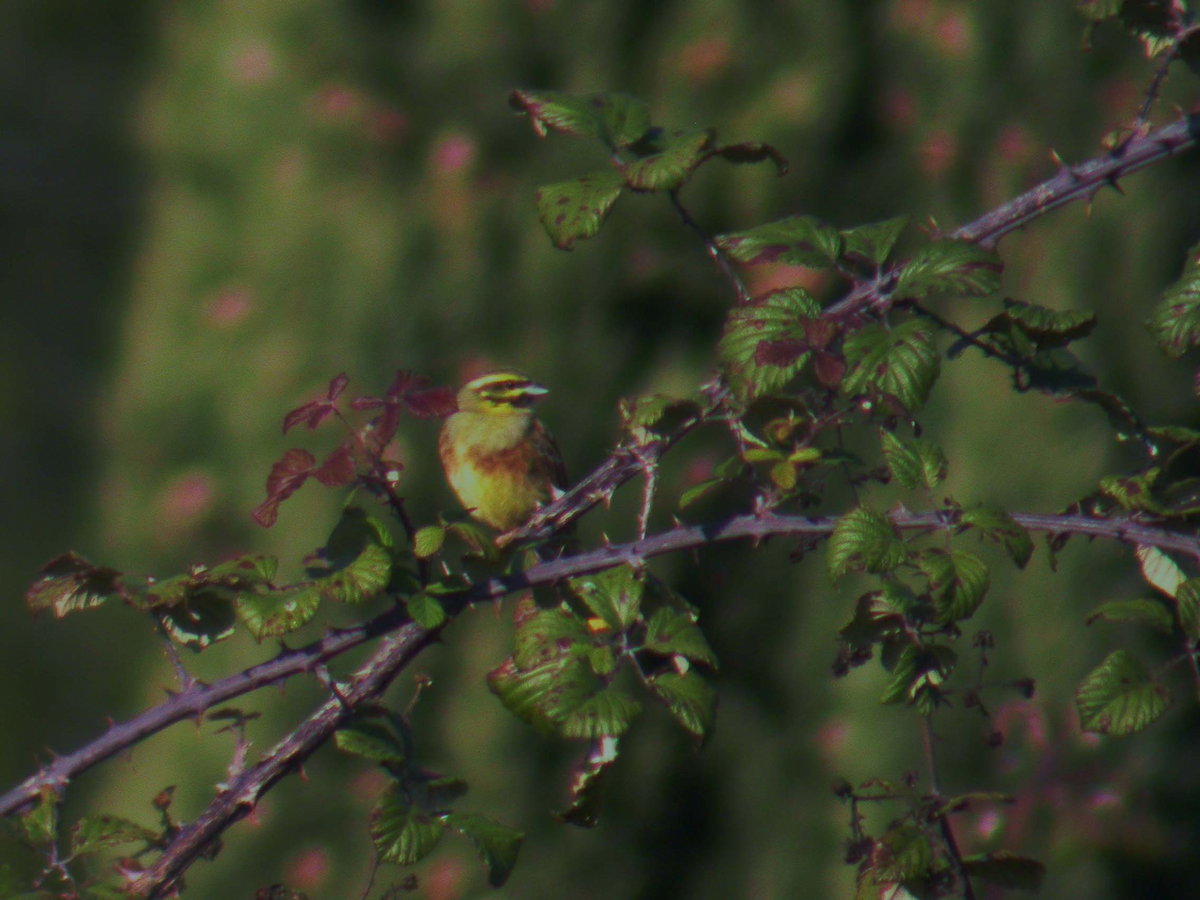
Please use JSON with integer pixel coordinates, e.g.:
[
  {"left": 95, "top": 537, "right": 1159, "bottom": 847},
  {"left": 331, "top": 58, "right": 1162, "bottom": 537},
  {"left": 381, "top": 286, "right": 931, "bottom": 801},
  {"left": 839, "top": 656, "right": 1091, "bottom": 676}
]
[{"left": 456, "top": 370, "right": 549, "bottom": 415}]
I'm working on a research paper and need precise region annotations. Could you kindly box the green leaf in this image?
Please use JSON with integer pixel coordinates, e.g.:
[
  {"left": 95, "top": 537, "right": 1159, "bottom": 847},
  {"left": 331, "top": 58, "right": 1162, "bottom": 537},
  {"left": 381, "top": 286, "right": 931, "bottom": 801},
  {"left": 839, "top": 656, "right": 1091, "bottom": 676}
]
[
  {"left": 918, "top": 549, "right": 990, "bottom": 622},
  {"left": 446, "top": 518, "right": 501, "bottom": 563},
  {"left": 25, "top": 552, "right": 126, "bottom": 618},
  {"left": 370, "top": 785, "right": 445, "bottom": 865},
  {"left": 1001, "top": 300, "right": 1097, "bottom": 345},
  {"left": 413, "top": 525, "right": 445, "bottom": 559},
  {"left": 69, "top": 815, "right": 159, "bottom": 856},
  {"left": 335, "top": 720, "right": 406, "bottom": 764},
  {"left": 893, "top": 240, "right": 1002, "bottom": 301},
  {"left": 962, "top": 852, "right": 1046, "bottom": 892},
  {"left": 623, "top": 128, "right": 714, "bottom": 191},
  {"left": 307, "top": 508, "right": 394, "bottom": 604},
  {"left": 158, "top": 588, "right": 237, "bottom": 649},
  {"left": 21, "top": 794, "right": 57, "bottom": 845},
  {"left": 236, "top": 586, "right": 321, "bottom": 640},
  {"left": 839, "top": 586, "right": 911, "bottom": 652},
  {"left": 559, "top": 737, "right": 620, "bottom": 828},
  {"left": 508, "top": 89, "right": 650, "bottom": 148},
  {"left": 679, "top": 477, "right": 731, "bottom": 509},
  {"left": 1100, "top": 469, "right": 1164, "bottom": 513},
  {"left": 872, "top": 824, "right": 933, "bottom": 883},
  {"left": 201, "top": 554, "right": 279, "bottom": 587},
  {"left": 841, "top": 319, "right": 941, "bottom": 412},
  {"left": 717, "top": 287, "right": 822, "bottom": 403},
  {"left": 1145, "top": 241, "right": 1200, "bottom": 358},
  {"left": 827, "top": 506, "right": 906, "bottom": 582},
  {"left": 560, "top": 687, "right": 643, "bottom": 738},
  {"left": 1085, "top": 598, "right": 1174, "bottom": 633},
  {"left": 880, "top": 645, "right": 956, "bottom": 711},
  {"left": 534, "top": 169, "right": 625, "bottom": 250},
  {"left": 1135, "top": 543, "right": 1186, "bottom": 598},
  {"left": 1077, "top": 0, "right": 1123, "bottom": 21},
  {"left": 958, "top": 503, "right": 1034, "bottom": 568},
  {"left": 1076, "top": 649, "right": 1171, "bottom": 735},
  {"left": 841, "top": 216, "right": 908, "bottom": 267},
  {"left": 646, "top": 671, "right": 717, "bottom": 743},
  {"left": 1175, "top": 578, "right": 1200, "bottom": 640},
  {"left": 513, "top": 604, "right": 591, "bottom": 669},
  {"left": 618, "top": 393, "right": 700, "bottom": 443},
  {"left": 487, "top": 654, "right": 598, "bottom": 735},
  {"left": 569, "top": 565, "right": 644, "bottom": 630},
  {"left": 441, "top": 812, "right": 524, "bottom": 888},
  {"left": 880, "top": 430, "right": 946, "bottom": 490},
  {"left": 716, "top": 214, "right": 843, "bottom": 268},
  {"left": 406, "top": 592, "right": 447, "bottom": 630},
  {"left": 643, "top": 607, "right": 718, "bottom": 668}
]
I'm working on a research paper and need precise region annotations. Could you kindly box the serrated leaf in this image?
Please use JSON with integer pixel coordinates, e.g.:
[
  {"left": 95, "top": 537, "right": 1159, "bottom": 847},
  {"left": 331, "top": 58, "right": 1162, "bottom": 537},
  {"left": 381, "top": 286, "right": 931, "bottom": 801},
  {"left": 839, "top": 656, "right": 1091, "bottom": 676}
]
[
  {"left": 1085, "top": 598, "right": 1174, "bottom": 632},
  {"left": 893, "top": 240, "right": 1002, "bottom": 301},
  {"left": 827, "top": 506, "right": 906, "bottom": 581},
  {"left": 716, "top": 214, "right": 843, "bottom": 268},
  {"left": 307, "top": 508, "right": 394, "bottom": 604},
  {"left": 962, "top": 852, "right": 1045, "bottom": 892},
  {"left": 1100, "top": 469, "right": 1164, "bottom": 513},
  {"left": 841, "top": 319, "right": 941, "bottom": 412},
  {"left": 236, "top": 586, "right": 321, "bottom": 640},
  {"left": 569, "top": 565, "right": 643, "bottom": 630},
  {"left": 446, "top": 519, "right": 501, "bottom": 563},
  {"left": 487, "top": 654, "right": 598, "bottom": 735},
  {"left": 441, "top": 813, "right": 524, "bottom": 888},
  {"left": 25, "top": 552, "right": 126, "bottom": 618},
  {"left": 1076, "top": 649, "right": 1171, "bottom": 735},
  {"left": 958, "top": 503, "right": 1034, "bottom": 568},
  {"left": 1146, "top": 241, "right": 1200, "bottom": 358},
  {"left": 718, "top": 288, "right": 822, "bottom": 403},
  {"left": 623, "top": 128, "right": 714, "bottom": 191},
  {"left": 880, "top": 430, "right": 946, "bottom": 490},
  {"left": 370, "top": 785, "right": 445, "bottom": 865},
  {"left": 880, "top": 644, "right": 956, "bottom": 710},
  {"left": 509, "top": 89, "right": 650, "bottom": 147},
  {"left": 560, "top": 687, "right": 643, "bottom": 738},
  {"left": 918, "top": 549, "right": 990, "bottom": 622},
  {"left": 413, "top": 525, "right": 445, "bottom": 559},
  {"left": 406, "top": 592, "right": 447, "bottom": 630},
  {"left": 646, "top": 671, "right": 717, "bottom": 742},
  {"left": 158, "top": 589, "right": 237, "bottom": 649},
  {"left": 334, "top": 721, "right": 406, "bottom": 764},
  {"left": 534, "top": 168, "right": 625, "bottom": 250},
  {"left": 514, "top": 605, "right": 591, "bottom": 669},
  {"left": 841, "top": 216, "right": 908, "bottom": 267},
  {"left": 69, "top": 815, "right": 159, "bottom": 856},
  {"left": 643, "top": 607, "right": 718, "bottom": 668},
  {"left": 1175, "top": 578, "right": 1200, "bottom": 639}
]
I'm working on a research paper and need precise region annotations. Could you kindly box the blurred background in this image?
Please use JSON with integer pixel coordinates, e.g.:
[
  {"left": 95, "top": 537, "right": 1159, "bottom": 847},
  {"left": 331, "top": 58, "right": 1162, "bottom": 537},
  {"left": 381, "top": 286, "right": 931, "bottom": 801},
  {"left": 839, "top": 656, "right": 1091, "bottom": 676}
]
[{"left": 2, "top": 0, "right": 1199, "bottom": 897}]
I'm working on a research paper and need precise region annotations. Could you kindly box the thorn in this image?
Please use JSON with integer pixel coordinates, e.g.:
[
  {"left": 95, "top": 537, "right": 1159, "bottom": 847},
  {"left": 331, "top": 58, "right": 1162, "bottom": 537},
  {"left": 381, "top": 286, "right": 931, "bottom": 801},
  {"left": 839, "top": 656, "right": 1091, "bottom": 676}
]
[
  {"left": 1106, "top": 175, "right": 1125, "bottom": 196},
  {"left": 671, "top": 514, "right": 684, "bottom": 528},
  {"left": 601, "top": 532, "right": 611, "bottom": 546}
]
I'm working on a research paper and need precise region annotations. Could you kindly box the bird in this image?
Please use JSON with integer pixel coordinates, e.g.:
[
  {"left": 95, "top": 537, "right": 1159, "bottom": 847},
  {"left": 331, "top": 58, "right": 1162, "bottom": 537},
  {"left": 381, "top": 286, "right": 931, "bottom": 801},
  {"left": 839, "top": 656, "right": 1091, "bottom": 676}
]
[{"left": 438, "top": 369, "right": 568, "bottom": 533}]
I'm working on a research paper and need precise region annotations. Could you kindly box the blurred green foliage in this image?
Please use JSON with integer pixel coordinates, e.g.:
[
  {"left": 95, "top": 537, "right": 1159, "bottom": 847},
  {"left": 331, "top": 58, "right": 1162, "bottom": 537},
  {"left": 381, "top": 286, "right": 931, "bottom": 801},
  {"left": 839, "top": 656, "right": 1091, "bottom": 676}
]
[{"left": 3, "top": 0, "right": 1199, "bottom": 898}]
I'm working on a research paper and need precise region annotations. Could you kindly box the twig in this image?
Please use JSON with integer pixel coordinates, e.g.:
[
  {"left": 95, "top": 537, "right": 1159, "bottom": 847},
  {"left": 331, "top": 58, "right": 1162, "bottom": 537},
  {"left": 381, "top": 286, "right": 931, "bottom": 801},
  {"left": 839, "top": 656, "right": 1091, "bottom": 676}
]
[
  {"left": 823, "top": 115, "right": 1200, "bottom": 321},
  {"left": 668, "top": 189, "right": 752, "bottom": 305}
]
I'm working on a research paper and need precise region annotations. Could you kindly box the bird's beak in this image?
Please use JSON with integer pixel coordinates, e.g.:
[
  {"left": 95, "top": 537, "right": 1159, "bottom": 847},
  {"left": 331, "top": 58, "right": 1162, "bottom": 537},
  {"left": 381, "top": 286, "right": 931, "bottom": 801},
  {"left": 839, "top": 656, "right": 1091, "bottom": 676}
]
[{"left": 524, "top": 383, "right": 550, "bottom": 397}]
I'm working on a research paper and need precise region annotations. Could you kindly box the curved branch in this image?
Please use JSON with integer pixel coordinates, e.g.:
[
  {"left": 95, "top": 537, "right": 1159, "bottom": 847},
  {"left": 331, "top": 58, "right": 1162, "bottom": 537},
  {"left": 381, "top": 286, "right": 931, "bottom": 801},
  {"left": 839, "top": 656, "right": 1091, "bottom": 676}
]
[
  {"left": 823, "top": 113, "right": 1200, "bottom": 321},
  {"left": 5, "top": 504, "right": 1195, "bottom": 823}
]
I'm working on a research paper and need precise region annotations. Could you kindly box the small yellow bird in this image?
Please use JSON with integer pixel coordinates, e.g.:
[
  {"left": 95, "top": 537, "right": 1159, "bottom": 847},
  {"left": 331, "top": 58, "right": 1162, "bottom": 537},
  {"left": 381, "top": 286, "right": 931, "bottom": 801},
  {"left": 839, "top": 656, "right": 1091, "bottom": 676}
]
[{"left": 438, "top": 370, "right": 567, "bottom": 532}]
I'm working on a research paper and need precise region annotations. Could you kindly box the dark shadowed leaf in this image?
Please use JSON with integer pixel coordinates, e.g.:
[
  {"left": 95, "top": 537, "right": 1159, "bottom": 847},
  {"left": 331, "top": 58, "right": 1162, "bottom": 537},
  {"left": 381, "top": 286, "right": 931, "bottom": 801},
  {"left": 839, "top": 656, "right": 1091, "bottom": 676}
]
[
  {"left": 569, "top": 564, "right": 644, "bottom": 630},
  {"left": 236, "top": 586, "right": 321, "bottom": 640},
  {"left": 827, "top": 506, "right": 906, "bottom": 581},
  {"left": 1145, "top": 241, "right": 1200, "bottom": 357},
  {"left": 646, "top": 671, "right": 717, "bottom": 743},
  {"left": 335, "top": 720, "right": 406, "bottom": 765},
  {"left": 25, "top": 553, "right": 127, "bottom": 618},
  {"left": 69, "top": 815, "right": 159, "bottom": 856},
  {"left": 306, "top": 508, "right": 394, "bottom": 604},
  {"left": 958, "top": 503, "right": 1033, "bottom": 568},
  {"left": 1085, "top": 598, "right": 1174, "bottom": 633},
  {"left": 643, "top": 607, "right": 718, "bottom": 668},
  {"left": 441, "top": 813, "right": 524, "bottom": 887},
  {"left": 509, "top": 90, "right": 650, "bottom": 148},
  {"left": 158, "top": 588, "right": 238, "bottom": 649},
  {"left": 559, "top": 737, "right": 620, "bottom": 828},
  {"left": 841, "top": 216, "right": 908, "bottom": 267},
  {"left": 918, "top": 549, "right": 990, "bottom": 622},
  {"left": 962, "top": 852, "right": 1046, "bottom": 892}
]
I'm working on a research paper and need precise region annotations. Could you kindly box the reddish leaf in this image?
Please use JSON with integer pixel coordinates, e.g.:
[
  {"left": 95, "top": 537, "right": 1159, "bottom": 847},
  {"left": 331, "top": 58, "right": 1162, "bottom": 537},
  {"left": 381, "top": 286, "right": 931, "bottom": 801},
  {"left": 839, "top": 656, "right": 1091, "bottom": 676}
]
[
  {"left": 803, "top": 318, "right": 838, "bottom": 351},
  {"left": 813, "top": 352, "right": 847, "bottom": 388},
  {"left": 315, "top": 443, "right": 358, "bottom": 486},
  {"left": 385, "top": 370, "right": 426, "bottom": 401},
  {"left": 713, "top": 141, "right": 789, "bottom": 175},
  {"left": 326, "top": 372, "right": 350, "bottom": 401},
  {"left": 282, "top": 400, "right": 338, "bottom": 434},
  {"left": 404, "top": 386, "right": 457, "bottom": 418},
  {"left": 754, "top": 338, "right": 808, "bottom": 368},
  {"left": 351, "top": 396, "right": 385, "bottom": 410},
  {"left": 254, "top": 448, "right": 316, "bottom": 527},
  {"left": 362, "top": 405, "right": 402, "bottom": 458}
]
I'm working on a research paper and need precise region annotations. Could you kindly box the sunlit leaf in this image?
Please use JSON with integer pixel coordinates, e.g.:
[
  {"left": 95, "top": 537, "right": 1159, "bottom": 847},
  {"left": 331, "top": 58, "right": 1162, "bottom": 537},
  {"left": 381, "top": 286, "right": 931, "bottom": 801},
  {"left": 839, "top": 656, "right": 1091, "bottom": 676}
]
[
  {"left": 892, "top": 240, "right": 1002, "bottom": 301},
  {"left": 370, "top": 785, "right": 444, "bottom": 865},
  {"left": 643, "top": 607, "right": 718, "bottom": 668},
  {"left": 841, "top": 216, "right": 908, "bottom": 267},
  {"left": 716, "top": 215, "right": 843, "bottom": 268},
  {"left": 236, "top": 586, "right": 321, "bottom": 640},
  {"left": 1145, "top": 241, "right": 1200, "bottom": 358},
  {"left": 958, "top": 503, "right": 1034, "bottom": 568},
  {"left": 534, "top": 169, "right": 626, "bottom": 250},
  {"left": 841, "top": 319, "right": 941, "bottom": 412},
  {"left": 827, "top": 506, "right": 906, "bottom": 581},
  {"left": 509, "top": 89, "right": 651, "bottom": 147},
  {"left": 335, "top": 720, "right": 406, "bottom": 764},
  {"left": 25, "top": 552, "right": 126, "bottom": 618},
  {"left": 569, "top": 565, "right": 644, "bottom": 630},
  {"left": 718, "top": 288, "right": 822, "bottom": 403},
  {"left": 1085, "top": 598, "right": 1174, "bottom": 633},
  {"left": 623, "top": 128, "right": 714, "bottom": 191}
]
